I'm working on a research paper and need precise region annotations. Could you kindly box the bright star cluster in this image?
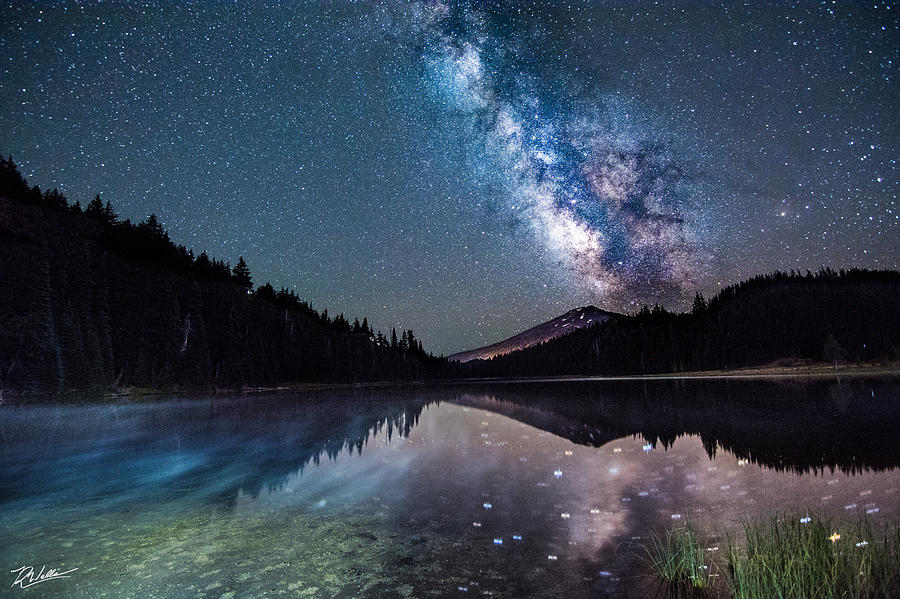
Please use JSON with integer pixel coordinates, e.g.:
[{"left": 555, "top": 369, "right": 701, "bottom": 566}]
[{"left": 0, "top": 1, "right": 896, "bottom": 355}]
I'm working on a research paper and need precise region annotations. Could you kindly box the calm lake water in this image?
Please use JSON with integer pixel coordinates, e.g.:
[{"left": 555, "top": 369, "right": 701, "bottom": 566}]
[{"left": 1, "top": 378, "right": 898, "bottom": 598}]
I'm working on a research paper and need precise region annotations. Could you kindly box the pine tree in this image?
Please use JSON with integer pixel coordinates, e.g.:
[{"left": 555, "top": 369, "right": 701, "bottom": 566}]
[
  {"left": 691, "top": 293, "right": 707, "bottom": 314},
  {"left": 102, "top": 200, "right": 118, "bottom": 226},
  {"left": 400, "top": 330, "right": 409, "bottom": 351},
  {"left": 233, "top": 256, "right": 252, "bottom": 288},
  {"left": 144, "top": 213, "right": 165, "bottom": 238},
  {"left": 85, "top": 195, "right": 104, "bottom": 219},
  {"left": 823, "top": 334, "right": 848, "bottom": 369}
]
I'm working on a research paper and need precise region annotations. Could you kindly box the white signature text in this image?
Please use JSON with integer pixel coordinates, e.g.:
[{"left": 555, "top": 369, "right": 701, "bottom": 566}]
[{"left": 10, "top": 565, "right": 78, "bottom": 589}]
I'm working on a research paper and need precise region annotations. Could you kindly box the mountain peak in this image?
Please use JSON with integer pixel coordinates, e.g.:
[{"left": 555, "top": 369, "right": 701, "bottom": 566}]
[{"left": 448, "top": 305, "right": 619, "bottom": 363}]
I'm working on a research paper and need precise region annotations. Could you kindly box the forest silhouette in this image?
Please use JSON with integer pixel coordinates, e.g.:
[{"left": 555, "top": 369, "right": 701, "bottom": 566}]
[
  {"left": 1, "top": 155, "right": 898, "bottom": 398},
  {"left": 0, "top": 156, "right": 443, "bottom": 397}
]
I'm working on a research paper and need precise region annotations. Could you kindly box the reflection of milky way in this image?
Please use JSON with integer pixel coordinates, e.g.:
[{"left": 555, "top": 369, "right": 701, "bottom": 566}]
[{"left": 413, "top": 2, "right": 699, "bottom": 302}]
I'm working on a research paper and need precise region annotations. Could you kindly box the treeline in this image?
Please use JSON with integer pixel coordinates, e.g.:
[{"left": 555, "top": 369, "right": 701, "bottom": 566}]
[
  {"left": 465, "top": 268, "right": 900, "bottom": 377},
  {"left": 0, "top": 156, "right": 444, "bottom": 398}
]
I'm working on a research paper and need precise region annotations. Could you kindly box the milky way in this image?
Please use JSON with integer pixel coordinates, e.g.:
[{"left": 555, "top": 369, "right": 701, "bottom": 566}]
[
  {"left": 415, "top": 1, "right": 700, "bottom": 304},
  {"left": 0, "top": 1, "right": 896, "bottom": 354}
]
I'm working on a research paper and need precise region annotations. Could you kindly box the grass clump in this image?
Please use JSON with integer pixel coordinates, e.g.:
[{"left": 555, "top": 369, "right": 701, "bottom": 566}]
[
  {"left": 643, "top": 524, "right": 715, "bottom": 596},
  {"left": 727, "top": 514, "right": 900, "bottom": 599}
]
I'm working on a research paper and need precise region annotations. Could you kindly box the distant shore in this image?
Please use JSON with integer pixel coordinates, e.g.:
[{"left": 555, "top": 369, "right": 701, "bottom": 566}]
[
  {"left": 589, "top": 361, "right": 900, "bottom": 380},
  {"left": 452, "top": 360, "right": 900, "bottom": 385},
  {"left": 213, "top": 361, "right": 900, "bottom": 394},
  {"left": 5, "top": 361, "right": 897, "bottom": 403}
]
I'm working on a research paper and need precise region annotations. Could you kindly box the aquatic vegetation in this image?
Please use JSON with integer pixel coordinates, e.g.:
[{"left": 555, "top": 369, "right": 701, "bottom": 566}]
[
  {"left": 642, "top": 523, "right": 716, "bottom": 596},
  {"left": 645, "top": 514, "right": 900, "bottom": 599},
  {"left": 727, "top": 514, "right": 900, "bottom": 599}
]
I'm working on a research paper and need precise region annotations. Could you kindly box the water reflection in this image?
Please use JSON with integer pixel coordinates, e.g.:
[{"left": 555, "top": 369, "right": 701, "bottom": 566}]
[
  {"left": 0, "top": 378, "right": 897, "bottom": 598},
  {"left": 0, "top": 392, "right": 429, "bottom": 511},
  {"left": 450, "top": 377, "right": 900, "bottom": 475}
]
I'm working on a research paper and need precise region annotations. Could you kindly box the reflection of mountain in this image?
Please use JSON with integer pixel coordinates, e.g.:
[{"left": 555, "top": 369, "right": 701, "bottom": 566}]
[
  {"left": 4, "top": 379, "right": 897, "bottom": 514},
  {"left": 447, "top": 378, "right": 900, "bottom": 475}
]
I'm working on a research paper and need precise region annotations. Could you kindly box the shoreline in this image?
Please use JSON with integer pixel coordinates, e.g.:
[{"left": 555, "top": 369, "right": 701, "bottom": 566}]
[
  {"left": 3, "top": 362, "right": 898, "bottom": 404},
  {"left": 453, "top": 362, "right": 900, "bottom": 384},
  {"left": 127, "top": 362, "right": 900, "bottom": 398}
]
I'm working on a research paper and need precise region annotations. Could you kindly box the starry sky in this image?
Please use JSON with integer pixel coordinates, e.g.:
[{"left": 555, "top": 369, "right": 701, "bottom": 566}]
[{"left": 1, "top": 1, "right": 897, "bottom": 355}]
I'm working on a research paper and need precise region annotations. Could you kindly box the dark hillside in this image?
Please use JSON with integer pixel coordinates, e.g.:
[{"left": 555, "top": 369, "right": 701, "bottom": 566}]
[
  {"left": 465, "top": 269, "right": 900, "bottom": 377},
  {"left": 0, "top": 157, "right": 443, "bottom": 398}
]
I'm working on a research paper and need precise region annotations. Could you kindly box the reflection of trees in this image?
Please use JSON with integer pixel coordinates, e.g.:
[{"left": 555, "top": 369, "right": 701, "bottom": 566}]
[
  {"left": 0, "top": 391, "right": 430, "bottom": 505},
  {"left": 177, "top": 393, "right": 430, "bottom": 499},
  {"left": 450, "top": 378, "right": 900, "bottom": 475}
]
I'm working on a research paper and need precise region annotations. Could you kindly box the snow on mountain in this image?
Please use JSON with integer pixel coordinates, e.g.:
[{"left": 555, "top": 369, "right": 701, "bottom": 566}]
[{"left": 448, "top": 306, "right": 619, "bottom": 363}]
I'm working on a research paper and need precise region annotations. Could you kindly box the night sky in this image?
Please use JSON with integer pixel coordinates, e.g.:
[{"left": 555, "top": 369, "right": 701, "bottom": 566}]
[{"left": 1, "top": 1, "right": 897, "bottom": 355}]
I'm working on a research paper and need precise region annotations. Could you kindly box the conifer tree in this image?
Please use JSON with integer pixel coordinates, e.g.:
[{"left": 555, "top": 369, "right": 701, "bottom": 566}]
[
  {"left": 144, "top": 213, "right": 165, "bottom": 238},
  {"left": 691, "top": 293, "right": 707, "bottom": 314},
  {"left": 102, "top": 200, "right": 118, "bottom": 226},
  {"left": 400, "top": 330, "right": 409, "bottom": 351},
  {"left": 823, "top": 334, "right": 848, "bottom": 369},
  {"left": 85, "top": 195, "right": 104, "bottom": 219},
  {"left": 233, "top": 256, "right": 252, "bottom": 288}
]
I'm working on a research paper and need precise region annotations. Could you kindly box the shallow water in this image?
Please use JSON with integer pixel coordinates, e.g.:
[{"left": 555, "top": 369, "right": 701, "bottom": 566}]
[{"left": 1, "top": 378, "right": 898, "bottom": 598}]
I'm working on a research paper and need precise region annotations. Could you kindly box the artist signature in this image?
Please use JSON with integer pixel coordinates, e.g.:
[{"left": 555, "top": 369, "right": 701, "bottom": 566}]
[{"left": 10, "top": 565, "right": 78, "bottom": 589}]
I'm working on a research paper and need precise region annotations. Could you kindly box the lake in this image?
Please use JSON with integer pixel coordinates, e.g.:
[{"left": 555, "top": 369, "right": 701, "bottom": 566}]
[{"left": 1, "top": 378, "right": 898, "bottom": 598}]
